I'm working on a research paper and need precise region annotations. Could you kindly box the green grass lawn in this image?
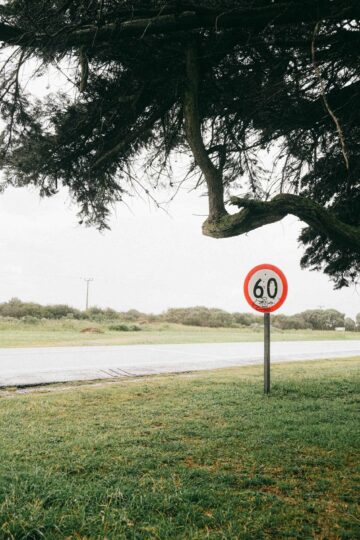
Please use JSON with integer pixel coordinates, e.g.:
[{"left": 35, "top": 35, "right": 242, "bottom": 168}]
[
  {"left": 0, "top": 319, "right": 358, "bottom": 348},
  {"left": 0, "top": 358, "right": 359, "bottom": 539}
]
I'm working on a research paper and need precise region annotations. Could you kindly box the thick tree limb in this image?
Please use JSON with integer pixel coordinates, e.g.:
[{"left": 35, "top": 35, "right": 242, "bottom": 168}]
[
  {"left": 79, "top": 46, "right": 89, "bottom": 93},
  {"left": 183, "top": 40, "right": 226, "bottom": 219},
  {"left": 202, "top": 194, "right": 360, "bottom": 253},
  {"left": 0, "top": 1, "right": 359, "bottom": 49}
]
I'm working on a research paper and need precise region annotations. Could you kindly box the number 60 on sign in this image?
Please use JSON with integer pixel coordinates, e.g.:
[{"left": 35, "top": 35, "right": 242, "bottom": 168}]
[{"left": 244, "top": 264, "right": 288, "bottom": 313}]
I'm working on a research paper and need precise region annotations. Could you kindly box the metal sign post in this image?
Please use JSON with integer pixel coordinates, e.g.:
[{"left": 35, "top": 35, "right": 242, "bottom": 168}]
[
  {"left": 244, "top": 264, "right": 288, "bottom": 395},
  {"left": 264, "top": 312, "right": 270, "bottom": 394}
]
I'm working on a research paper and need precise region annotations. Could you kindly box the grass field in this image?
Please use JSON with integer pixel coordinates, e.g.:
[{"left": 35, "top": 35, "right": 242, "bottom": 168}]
[
  {"left": 0, "top": 358, "right": 359, "bottom": 539},
  {"left": 0, "top": 318, "right": 358, "bottom": 348}
]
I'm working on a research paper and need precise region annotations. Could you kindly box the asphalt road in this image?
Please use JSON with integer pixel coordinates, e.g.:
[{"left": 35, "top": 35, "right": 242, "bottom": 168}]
[{"left": 0, "top": 340, "right": 359, "bottom": 387}]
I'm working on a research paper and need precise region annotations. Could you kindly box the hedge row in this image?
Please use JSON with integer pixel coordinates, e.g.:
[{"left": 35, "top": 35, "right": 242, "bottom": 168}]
[{"left": 0, "top": 299, "right": 358, "bottom": 330}]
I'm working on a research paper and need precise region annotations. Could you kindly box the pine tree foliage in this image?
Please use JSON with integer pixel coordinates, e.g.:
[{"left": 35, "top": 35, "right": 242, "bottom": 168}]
[{"left": 0, "top": 1, "right": 359, "bottom": 287}]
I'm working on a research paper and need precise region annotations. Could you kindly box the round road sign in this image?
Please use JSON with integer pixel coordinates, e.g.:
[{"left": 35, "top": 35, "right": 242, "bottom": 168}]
[{"left": 244, "top": 264, "right": 288, "bottom": 313}]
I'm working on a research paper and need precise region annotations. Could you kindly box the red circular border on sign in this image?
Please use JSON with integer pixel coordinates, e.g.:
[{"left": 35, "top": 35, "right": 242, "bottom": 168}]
[{"left": 244, "top": 264, "right": 288, "bottom": 313}]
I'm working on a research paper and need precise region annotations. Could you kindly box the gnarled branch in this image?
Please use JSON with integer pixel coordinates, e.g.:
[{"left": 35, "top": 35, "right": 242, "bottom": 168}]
[
  {"left": 183, "top": 40, "right": 226, "bottom": 219},
  {"left": 202, "top": 194, "right": 360, "bottom": 253}
]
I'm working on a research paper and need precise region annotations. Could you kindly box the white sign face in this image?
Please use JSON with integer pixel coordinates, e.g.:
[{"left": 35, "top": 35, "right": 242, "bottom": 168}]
[{"left": 244, "top": 264, "right": 288, "bottom": 313}]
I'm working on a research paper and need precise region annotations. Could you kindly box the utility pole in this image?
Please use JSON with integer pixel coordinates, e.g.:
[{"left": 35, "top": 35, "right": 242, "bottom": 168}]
[{"left": 83, "top": 278, "right": 94, "bottom": 310}]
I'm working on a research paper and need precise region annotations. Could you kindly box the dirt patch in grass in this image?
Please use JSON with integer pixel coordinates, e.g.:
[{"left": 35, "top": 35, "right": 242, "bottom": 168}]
[{"left": 80, "top": 326, "right": 104, "bottom": 333}]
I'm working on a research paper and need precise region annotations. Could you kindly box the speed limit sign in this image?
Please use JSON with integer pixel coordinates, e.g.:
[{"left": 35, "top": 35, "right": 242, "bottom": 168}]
[
  {"left": 244, "top": 264, "right": 288, "bottom": 394},
  {"left": 244, "top": 264, "right": 288, "bottom": 313}
]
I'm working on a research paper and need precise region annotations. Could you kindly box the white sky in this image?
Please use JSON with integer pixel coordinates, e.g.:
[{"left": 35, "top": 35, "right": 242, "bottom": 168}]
[{"left": 0, "top": 184, "right": 359, "bottom": 319}]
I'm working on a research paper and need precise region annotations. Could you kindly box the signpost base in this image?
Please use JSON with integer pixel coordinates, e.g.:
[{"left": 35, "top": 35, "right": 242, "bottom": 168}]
[{"left": 264, "top": 312, "right": 270, "bottom": 394}]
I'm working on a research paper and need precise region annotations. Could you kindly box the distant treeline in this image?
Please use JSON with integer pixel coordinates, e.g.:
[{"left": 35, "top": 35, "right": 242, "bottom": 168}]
[
  {"left": 0, "top": 299, "right": 358, "bottom": 331},
  {"left": 159, "top": 307, "right": 358, "bottom": 331}
]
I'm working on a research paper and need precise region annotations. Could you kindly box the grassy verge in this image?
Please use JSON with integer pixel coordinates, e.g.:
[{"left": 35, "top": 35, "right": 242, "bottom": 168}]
[
  {"left": 0, "top": 358, "right": 359, "bottom": 539},
  {"left": 0, "top": 319, "right": 358, "bottom": 348}
]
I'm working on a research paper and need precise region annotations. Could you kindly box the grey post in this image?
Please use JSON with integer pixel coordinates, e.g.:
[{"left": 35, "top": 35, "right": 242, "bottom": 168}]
[
  {"left": 84, "top": 278, "right": 94, "bottom": 310},
  {"left": 264, "top": 312, "right": 270, "bottom": 394}
]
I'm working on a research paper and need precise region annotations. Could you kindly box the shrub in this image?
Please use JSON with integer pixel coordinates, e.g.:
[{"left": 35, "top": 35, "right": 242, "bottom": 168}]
[
  {"left": 21, "top": 315, "right": 40, "bottom": 325},
  {"left": 130, "top": 325, "right": 141, "bottom": 331},
  {"left": 121, "top": 310, "right": 146, "bottom": 322},
  {"left": 233, "top": 312, "right": 261, "bottom": 326},
  {"left": 301, "top": 309, "right": 345, "bottom": 330},
  {"left": 345, "top": 317, "right": 356, "bottom": 331},
  {"left": 109, "top": 323, "right": 141, "bottom": 332},
  {"left": 272, "top": 315, "right": 311, "bottom": 330},
  {"left": 164, "top": 306, "right": 235, "bottom": 327}
]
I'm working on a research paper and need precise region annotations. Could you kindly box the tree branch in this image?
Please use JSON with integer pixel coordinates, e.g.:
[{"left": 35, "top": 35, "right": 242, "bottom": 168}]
[
  {"left": 0, "top": 22, "right": 26, "bottom": 43},
  {"left": 183, "top": 40, "right": 226, "bottom": 219},
  {"left": 92, "top": 99, "right": 174, "bottom": 170},
  {"left": 1, "top": 1, "right": 359, "bottom": 49},
  {"left": 202, "top": 194, "right": 360, "bottom": 253}
]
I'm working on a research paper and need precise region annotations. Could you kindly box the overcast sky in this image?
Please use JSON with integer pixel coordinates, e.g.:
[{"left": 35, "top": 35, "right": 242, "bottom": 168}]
[{"left": 0, "top": 184, "right": 359, "bottom": 319}]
